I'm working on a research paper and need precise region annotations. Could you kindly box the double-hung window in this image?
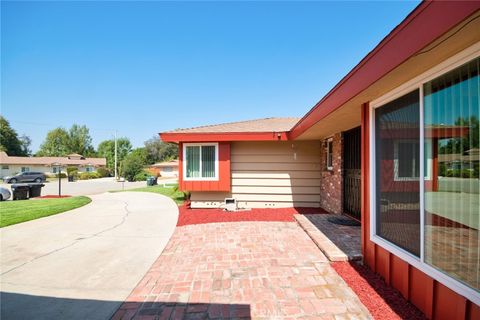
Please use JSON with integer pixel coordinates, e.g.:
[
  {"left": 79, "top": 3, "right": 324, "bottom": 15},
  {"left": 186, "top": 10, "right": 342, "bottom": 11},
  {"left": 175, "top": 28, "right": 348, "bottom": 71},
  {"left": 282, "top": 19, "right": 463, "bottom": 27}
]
[
  {"left": 183, "top": 143, "right": 218, "bottom": 180},
  {"left": 371, "top": 49, "right": 480, "bottom": 302}
]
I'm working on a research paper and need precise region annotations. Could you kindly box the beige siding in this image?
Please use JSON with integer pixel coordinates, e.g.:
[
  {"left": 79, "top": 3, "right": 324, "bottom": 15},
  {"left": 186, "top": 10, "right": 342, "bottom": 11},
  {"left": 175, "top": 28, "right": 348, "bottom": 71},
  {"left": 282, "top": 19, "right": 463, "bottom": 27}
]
[{"left": 191, "top": 141, "right": 322, "bottom": 208}]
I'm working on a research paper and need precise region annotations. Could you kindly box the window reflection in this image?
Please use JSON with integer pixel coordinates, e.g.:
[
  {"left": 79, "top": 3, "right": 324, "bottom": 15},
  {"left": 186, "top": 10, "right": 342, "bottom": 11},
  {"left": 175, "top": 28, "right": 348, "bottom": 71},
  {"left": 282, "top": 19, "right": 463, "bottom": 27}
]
[{"left": 424, "top": 58, "right": 479, "bottom": 291}]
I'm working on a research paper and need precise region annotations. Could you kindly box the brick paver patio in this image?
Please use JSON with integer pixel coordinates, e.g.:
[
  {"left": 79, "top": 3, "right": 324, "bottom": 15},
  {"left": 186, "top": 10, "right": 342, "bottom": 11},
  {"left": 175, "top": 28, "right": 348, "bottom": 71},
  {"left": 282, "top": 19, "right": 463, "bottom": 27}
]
[
  {"left": 295, "top": 214, "right": 362, "bottom": 261},
  {"left": 112, "top": 221, "right": 371, "bottom": 319}
]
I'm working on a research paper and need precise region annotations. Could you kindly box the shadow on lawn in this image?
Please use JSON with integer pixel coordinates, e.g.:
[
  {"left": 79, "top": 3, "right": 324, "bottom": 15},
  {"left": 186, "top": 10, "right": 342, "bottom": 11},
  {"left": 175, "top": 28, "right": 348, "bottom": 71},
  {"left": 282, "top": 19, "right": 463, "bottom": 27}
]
[{"left": 0, "top": 291, "right": 251, "bottom": 320}]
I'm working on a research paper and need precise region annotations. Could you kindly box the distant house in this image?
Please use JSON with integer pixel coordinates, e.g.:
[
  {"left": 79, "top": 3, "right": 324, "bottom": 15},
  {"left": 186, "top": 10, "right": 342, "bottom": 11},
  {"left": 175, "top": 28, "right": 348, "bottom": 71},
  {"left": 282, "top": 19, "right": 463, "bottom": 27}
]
[
  {"left": 148, "top": 160, "right": 179, "bottom": 177},
  {"left": 0, "top": 152, "right": 107, "bottom": 178}
]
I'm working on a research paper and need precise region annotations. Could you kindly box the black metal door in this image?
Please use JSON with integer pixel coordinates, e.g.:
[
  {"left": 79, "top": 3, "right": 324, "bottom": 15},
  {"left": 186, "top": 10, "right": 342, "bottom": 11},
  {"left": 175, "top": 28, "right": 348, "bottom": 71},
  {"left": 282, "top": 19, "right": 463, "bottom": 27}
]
[{"left": 343, "top": 126, "right": 361, "bottom": 220}]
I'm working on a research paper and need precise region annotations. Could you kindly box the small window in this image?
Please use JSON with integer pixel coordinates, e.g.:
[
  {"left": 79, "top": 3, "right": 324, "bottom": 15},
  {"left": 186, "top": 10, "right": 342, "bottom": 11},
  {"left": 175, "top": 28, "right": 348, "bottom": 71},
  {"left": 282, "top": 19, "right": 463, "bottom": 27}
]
[
  {"left": 53, "top": 167, "right": 58, "bottom": 174},
  {"left": 184, "top": 143, "right": 218, "bottom": 180},
  {"left": 86, "top": 166, "right": 92, "bottom": 172},
  {"left": 325, "top": 138, "right": 333, "bottom": 171},
  {"left": 1, "top": 165, "right": 8, "bottom": 170},
  {"left": 21, "top": 167, "right": 30, "bottom": 173}
]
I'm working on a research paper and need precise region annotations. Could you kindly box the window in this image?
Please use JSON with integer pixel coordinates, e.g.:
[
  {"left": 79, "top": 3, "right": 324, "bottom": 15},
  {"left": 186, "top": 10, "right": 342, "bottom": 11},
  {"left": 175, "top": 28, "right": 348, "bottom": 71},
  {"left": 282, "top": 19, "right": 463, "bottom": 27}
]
[
  {"left": 86, "top": 166, "right": 92, "bottom": 172},
  {"left": 1, "top": 165, "right": 8, "bottom": 170},
  {"left": 21, "top": 167, "right": 30, "bottom": 173},
  {"left": 183, "top": 143, "right": 218, "bottom": 180},
  {"left": 163, "top": 167, "right": 173, "bottom": 172},
  {"left": 423, "top": 57, "right": 479, "bottom": 292},
  {"left": 371, "top": 49, "right": 480, "bottom": 302},
  {"left": 374, "top": 89, "right": 421, "bottom": 257},
  {"left": 53, "top": 167, "right": 57, "bottom": 174},
  {"left": 325, "top": 138, "right": 333, "bottom": 170}
]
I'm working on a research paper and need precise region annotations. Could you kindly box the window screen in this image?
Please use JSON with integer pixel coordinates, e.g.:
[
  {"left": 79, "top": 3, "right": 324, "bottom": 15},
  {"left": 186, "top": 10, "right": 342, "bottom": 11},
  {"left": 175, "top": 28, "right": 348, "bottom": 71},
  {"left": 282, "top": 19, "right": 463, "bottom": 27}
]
[{"left": 375, "top": 90, "right": 421, "bottom": 256}]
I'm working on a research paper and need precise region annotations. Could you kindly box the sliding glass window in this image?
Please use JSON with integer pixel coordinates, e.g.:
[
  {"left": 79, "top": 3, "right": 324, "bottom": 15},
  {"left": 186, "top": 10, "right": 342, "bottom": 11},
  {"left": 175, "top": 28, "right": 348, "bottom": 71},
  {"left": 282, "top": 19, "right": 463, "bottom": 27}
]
[
  {"left": 424, "top": 57, "right": 479, "bottom": 292},
  {"left": 185, "top": 144, "right": 218, "bottom": 179}
]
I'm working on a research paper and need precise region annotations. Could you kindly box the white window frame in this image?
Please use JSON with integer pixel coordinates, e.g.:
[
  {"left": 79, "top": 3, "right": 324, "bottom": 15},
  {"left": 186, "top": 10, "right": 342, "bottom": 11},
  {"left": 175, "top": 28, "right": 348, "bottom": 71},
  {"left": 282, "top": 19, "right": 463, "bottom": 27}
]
[
  {"left": 183, "top": 143, "right": 219, "bottom": 181},
  {"left": 2, "top": 165, "right": 9, "bottom": 170},
  {"left": 369, "top": 42, "right": 480, "bottom": 305},
  {"left": 21, "top": 167, "right": 30, "bottom": 173},
  {"left": 325, "top": 138, "right": 334, "bottom": 171}
]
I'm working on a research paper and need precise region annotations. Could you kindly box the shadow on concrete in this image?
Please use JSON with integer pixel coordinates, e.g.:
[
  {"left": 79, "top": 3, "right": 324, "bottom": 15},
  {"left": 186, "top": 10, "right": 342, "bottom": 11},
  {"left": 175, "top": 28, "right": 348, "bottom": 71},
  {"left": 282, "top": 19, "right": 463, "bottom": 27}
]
[
  {"left": 0, "top": 291, "right": 252, "bottom": 320},
  {"left": 304, "top": 213, "right": 362, "bottom": 260}
]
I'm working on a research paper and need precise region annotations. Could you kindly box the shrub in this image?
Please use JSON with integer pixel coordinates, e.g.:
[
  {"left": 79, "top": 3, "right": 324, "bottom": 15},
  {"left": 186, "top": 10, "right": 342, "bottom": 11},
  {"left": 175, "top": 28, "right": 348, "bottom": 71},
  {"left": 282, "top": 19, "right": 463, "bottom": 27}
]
[
  {"left": 79, "top": 172, "right": 100, "bottom": 180},
  {"left": 461, "top": 169, "right": 475, "bottom": 178},
  {"left": 96, "top": 167, "right": 111, "bottom": 178},
  {"left": 55, "top": 173, "right": 67, "bottom": 178},
  {"left": 66, "top": 166, "right": 78, "bottom": 176},
  {"left": 134, "top": 170, "right": 150, "bottom": 181}
]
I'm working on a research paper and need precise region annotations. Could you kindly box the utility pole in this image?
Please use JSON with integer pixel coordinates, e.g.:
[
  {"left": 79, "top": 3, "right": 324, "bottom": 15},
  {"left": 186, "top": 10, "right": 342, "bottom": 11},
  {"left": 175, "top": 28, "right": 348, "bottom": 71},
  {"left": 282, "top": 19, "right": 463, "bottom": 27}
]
[{"left": 114, "top": 130, "right": 118, "bottom": 180}]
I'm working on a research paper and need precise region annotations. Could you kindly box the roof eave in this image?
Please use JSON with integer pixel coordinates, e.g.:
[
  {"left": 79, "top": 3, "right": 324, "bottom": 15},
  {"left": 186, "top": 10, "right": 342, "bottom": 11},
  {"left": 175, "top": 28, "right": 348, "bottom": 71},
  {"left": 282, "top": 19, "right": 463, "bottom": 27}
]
[
  {"left": 290, "top": 1, "right": 480, "bottom": 140},
  {"left": 159, "top": 131, "right": 289, "bottom": 143}
]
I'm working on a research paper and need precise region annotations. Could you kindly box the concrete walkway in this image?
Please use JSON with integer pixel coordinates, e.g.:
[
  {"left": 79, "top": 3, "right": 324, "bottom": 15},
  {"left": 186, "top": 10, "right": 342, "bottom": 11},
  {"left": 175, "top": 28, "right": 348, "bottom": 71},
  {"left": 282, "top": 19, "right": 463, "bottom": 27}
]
[
  {"left": 113, "top": 222, "right": 371, "bottom": 319},
  {"left": 0, "top": 192, "right": 179, "bottom": 320}
]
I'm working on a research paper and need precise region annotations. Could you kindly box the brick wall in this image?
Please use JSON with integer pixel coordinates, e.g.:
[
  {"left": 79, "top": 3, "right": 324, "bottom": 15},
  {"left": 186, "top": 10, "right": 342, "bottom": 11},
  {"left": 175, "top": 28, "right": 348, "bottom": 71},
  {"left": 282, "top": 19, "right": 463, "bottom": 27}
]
[{"left": 319, "top": 132, "right": 343, "bottom": 214}]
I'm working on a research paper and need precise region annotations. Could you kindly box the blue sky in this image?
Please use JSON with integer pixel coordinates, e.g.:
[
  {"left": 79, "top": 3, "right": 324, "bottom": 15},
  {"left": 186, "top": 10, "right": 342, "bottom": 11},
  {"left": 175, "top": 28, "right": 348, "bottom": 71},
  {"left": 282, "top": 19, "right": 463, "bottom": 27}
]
[{"left": 1, "top": 1, "right": 420, "bottom": 152}]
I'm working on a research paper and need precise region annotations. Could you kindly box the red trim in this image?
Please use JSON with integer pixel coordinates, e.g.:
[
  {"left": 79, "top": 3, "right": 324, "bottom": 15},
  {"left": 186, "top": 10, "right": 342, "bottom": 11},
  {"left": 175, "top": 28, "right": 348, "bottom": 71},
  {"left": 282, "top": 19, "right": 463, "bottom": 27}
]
[
  {"left": 178, "top": 142, "right": 231, "bottom": 192},
  {"left": 160, "top": 132, "right": 289, "bottom": 143},
  {"left": 290, "top": 1, "right": 480, "bottom": 140}
]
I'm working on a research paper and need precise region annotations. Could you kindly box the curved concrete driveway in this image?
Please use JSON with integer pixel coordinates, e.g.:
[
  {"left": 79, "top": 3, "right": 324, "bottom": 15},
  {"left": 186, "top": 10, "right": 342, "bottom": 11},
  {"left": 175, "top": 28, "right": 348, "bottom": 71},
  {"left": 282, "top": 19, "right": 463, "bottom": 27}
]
[{"left": 0, "top": 192, "right": 178, "bottom": 320}]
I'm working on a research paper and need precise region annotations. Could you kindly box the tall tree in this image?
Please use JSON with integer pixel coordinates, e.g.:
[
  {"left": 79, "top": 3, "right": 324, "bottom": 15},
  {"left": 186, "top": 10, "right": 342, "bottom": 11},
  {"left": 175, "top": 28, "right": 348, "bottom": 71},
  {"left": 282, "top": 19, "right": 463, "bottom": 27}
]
[
  {"left": 144, "top": 136, "right": 178, "bottom": 164},
  {"left": 97, "top": 137, "right": 132, "bottom": 169},
  {"left": 37, "top": 128, "right": 70, "bottom": 156},
  {"left": 19, "top": 135, "right": 32, "bottom": 156},
  {"left": 0, "top": 116, "right": 30, "bottom": 156},
  {"left": 68, "top": 124, "right": 95, "bottom": 156}
]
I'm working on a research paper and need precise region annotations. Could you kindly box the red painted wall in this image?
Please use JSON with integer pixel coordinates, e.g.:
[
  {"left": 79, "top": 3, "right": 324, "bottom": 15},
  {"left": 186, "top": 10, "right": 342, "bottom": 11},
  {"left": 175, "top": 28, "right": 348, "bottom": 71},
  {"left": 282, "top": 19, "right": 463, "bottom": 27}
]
[
  {"left": 178, "top": 142, "right": 231, "bottom": 192},
  {"left": 361, "top": 103, "right": 479, "bottom": 319}
]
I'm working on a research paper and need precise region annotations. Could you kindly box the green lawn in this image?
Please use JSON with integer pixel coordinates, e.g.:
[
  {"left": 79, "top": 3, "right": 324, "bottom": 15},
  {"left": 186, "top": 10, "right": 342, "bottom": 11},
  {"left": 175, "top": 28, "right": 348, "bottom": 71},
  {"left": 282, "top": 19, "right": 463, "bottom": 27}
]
[
  {"left": 0, "top": 196, "right": 92, "bottom": 228},
  {"left": 113, "top": 184, "right": 186, "bottom": 205}
]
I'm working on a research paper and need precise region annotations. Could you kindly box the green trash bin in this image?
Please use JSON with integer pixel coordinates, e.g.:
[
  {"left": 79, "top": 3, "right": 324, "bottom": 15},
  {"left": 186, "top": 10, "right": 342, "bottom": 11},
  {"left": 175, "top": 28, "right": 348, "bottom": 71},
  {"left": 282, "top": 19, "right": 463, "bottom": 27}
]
[{"left": 146, "top": 177, "right": 154, "bottom": 186}]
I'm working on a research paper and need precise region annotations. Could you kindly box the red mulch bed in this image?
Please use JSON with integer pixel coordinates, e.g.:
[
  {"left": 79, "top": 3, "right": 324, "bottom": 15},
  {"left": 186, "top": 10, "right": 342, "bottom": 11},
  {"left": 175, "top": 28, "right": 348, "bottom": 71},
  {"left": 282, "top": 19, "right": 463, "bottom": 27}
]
[
  {"left": 332, "top": 261, "right": 426, "bottom": 320},
  {"left": 177, "top": 204, "right": 327, "bottom": 226},
  {"left": 37, "top": 195, "right": 72, "bottom": 199}
]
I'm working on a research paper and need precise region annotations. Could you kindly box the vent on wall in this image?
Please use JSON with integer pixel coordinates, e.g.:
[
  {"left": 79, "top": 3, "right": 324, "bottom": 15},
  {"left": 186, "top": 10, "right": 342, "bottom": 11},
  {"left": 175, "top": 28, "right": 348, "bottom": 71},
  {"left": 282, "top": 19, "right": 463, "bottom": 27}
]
[{"left": 224, "top": 198, "right": 237, "bottom": 211}]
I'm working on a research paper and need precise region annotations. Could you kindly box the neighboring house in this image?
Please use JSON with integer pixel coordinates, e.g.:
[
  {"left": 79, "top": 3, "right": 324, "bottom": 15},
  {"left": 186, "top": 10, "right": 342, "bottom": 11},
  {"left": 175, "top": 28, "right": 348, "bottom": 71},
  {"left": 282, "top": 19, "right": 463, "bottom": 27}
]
[
  {"left": 161, "top": 2, "right": 480, "bottom": 319},
  {"left": 148, "top": 160, "right": 179, "bottom": 177},
  {"left": 0, "top": 152, "right": 107, "bottom": 178}
]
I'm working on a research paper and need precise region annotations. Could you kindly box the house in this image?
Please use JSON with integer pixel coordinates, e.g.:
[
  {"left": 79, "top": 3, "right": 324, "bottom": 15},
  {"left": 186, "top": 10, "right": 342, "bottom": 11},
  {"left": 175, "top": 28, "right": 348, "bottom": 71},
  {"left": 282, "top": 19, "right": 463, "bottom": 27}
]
[
  {"left": 0, "top": 152, "right": 107, "bottom": 178},
  {"left": 148, "top": 160, "right": 179, "bottom": 177},
  {"left": 160, "top": 2, "right": 480, "bottom": 318}
]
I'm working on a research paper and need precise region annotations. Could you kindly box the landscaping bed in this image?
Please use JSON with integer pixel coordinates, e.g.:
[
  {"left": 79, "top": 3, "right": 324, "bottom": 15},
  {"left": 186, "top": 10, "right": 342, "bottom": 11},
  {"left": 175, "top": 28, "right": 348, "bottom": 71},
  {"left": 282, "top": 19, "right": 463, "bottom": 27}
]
[
  {"left": 177, "top": 205, "right": 327, "bottom": 226},
  {"left": 0, "top": 196, "right": 91, "bottom": 227},
  {"left": 332, "top": 261, "right": 426, "bottom": 320}
]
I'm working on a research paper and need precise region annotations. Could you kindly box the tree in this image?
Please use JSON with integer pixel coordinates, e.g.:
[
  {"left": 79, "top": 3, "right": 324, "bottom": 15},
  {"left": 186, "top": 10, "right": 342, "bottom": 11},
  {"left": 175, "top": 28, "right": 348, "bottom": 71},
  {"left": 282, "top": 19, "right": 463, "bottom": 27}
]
[
  {"left": 37, "top": 124, "right": 95, "bottom": 157},
  {"left": 120, "top": 147, "right": 148, "bottom": 181},
  {"left": 144, "top": 136, "right": 178, "bottom": 164},
  {"left": 97, "top": 137, "right": 132, "bottom": 170},
  {"left": 0, "top": 116, "right": 30, "bottom": 156},
  {"left": 37, "top": 128, "right": 70, "bottom": 156},
  {"left": 19, "top": 135, "right": 32, "bottom": 156},
  {"left": 68, "top": 124, "right": 95, "bottom": 156}
]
